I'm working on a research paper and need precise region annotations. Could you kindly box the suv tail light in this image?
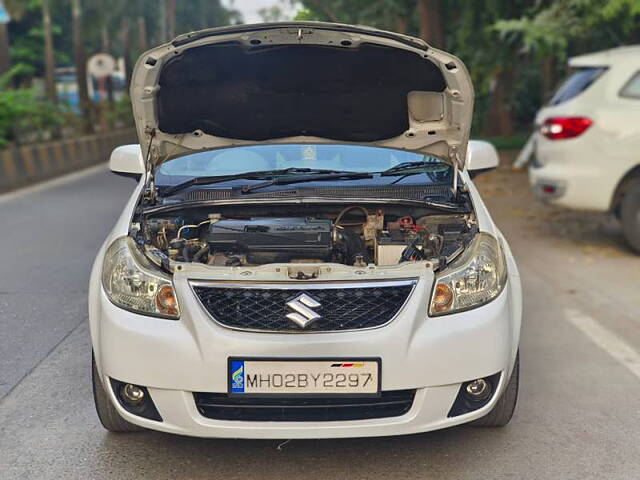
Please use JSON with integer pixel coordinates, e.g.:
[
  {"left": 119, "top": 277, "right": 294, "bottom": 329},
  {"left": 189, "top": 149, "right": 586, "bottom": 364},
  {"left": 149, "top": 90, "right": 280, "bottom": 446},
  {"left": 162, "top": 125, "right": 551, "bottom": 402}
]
[{"left": 540, "top": 117, "right": 593, "bottom": 140}]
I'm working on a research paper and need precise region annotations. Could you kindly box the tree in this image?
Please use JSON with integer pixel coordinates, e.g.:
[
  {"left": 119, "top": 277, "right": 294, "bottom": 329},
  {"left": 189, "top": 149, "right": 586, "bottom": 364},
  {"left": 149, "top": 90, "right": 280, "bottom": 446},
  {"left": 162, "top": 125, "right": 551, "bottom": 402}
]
[
  {"left": 494, "top": 0, "right": 640, "bottom": 108},
  {"left": 137, "top": 15, "right": 147, "bottom": 52},
  {"left": 0, "top": 21, "right": 9, "bottom": 74},
  {"left": 120, "top": 15, "right": 130, "bottom": 85},
  {"left": 41, "top": 0, "right": 56, "bottom": 103},
  {"left": 1, "top": 0, "right": 29, "bottom": 75},
  {"left": 417, "top": 0, "right": 444, "bottom": 46},
  {"left": 165, "top": 0, "right": 175, "bottom": 40},
  {"left": 72, "top": 0, "right": 91, "bottom": 132}
]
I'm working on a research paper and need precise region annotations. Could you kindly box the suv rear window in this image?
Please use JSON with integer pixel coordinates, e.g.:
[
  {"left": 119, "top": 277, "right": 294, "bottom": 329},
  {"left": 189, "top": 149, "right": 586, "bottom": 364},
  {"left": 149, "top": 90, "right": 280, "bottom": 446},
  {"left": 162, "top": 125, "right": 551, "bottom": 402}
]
[
  {"left": 549, "top": 67, "right": 607, "bottom": 106},
  {"left": 620, "top": 71, "right": 640, "bottom": 99}
]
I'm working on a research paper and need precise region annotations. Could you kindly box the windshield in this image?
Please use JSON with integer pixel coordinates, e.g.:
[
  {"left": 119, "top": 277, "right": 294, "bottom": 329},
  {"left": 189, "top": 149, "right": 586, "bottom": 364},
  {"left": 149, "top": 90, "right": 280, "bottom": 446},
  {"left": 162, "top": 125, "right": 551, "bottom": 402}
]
[{"left": 155, "top": 144, "right": 451, "bottom": 185}]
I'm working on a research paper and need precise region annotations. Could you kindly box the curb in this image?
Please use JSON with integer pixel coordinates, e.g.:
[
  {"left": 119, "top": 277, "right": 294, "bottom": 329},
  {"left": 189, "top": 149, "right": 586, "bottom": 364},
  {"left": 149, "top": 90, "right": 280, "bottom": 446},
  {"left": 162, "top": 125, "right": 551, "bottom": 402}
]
[{"left": 0, "top": 129, "right": 137, "bottom": 193}]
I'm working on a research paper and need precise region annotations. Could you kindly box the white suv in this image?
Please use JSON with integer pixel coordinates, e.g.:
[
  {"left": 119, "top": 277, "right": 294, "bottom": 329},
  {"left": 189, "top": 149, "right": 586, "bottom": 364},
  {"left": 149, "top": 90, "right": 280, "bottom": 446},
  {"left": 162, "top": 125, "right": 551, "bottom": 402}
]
[
  {"left": 90, "top": 22, "right": 521, "bottom": 439},
  {"left": 526, "top": 45, "right": 640, "bottom": 251}
]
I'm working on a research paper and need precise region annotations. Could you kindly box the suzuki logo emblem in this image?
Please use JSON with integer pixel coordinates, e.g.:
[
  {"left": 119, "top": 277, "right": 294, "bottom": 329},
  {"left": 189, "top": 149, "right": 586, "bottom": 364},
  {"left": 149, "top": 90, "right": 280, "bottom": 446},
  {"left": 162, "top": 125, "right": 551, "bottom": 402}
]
[{"left": 286, "top": 293, "right": 322, "bottom": 328}]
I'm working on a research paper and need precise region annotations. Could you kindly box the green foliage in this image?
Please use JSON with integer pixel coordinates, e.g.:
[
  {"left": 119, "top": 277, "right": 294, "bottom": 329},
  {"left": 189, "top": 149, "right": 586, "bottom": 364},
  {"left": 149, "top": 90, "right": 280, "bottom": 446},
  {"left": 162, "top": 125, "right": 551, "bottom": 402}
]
[
  {"left": 0, "top": 69, "right": 65, "bottom": 147},
  {"left": 259, "top": 5, "right": 288, "bottom": 22},
  {"left": 105, "top": 94, "right": 134, "bottom": 128},
  {"left": 3, "top": 0, "right": 639, "bottom": 144},
  {"left": 293, "top": 0, "right": 417, "bottom": 32},
  {"left": 1, "top": 0, "right": 241, "bottom": 147},
  {"left": 493, "top": 0, "right": 640, "bottom": 60},
  {"left": 6, "top": 0, "right": 240, "bottom": 79}
]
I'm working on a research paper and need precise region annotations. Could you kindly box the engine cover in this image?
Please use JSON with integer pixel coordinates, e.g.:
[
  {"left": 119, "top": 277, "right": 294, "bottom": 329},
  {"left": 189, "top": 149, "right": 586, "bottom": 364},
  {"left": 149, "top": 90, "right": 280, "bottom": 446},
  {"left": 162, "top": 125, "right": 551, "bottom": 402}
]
[{"left": 205, "top": 217, "right": 333, "bottom": 262}]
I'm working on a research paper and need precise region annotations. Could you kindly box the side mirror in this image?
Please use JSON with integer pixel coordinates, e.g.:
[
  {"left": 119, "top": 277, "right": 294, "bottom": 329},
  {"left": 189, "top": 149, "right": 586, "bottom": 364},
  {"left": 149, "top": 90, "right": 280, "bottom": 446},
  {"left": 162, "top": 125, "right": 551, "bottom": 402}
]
[
  {"left": 466, "top": 140, "right": 499, "bottom": 178},
  {"left": 109, "top": 144, "right": 144, "bottom": 180}
]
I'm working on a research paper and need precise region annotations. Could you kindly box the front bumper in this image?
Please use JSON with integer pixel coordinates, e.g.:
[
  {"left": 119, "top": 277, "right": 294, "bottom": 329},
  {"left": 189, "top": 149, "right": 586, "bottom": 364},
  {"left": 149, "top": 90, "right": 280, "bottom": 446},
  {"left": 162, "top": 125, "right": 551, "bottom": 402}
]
[{"left": 92, "top": 274, "right": 520, "bottom": 439}]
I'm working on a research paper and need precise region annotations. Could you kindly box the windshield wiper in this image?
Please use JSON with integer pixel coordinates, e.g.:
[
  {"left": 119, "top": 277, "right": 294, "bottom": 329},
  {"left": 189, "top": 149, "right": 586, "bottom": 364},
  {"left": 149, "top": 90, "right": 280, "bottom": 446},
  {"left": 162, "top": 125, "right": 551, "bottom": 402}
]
[
  {"left": 380, "top": 161, "right": 446, "bottom": 176},
  {"left": 160, "top": 168, "right": 347, "bottom": 197},
  {"left": 241, "top": 171, "right": 372, "bottom": 194}
]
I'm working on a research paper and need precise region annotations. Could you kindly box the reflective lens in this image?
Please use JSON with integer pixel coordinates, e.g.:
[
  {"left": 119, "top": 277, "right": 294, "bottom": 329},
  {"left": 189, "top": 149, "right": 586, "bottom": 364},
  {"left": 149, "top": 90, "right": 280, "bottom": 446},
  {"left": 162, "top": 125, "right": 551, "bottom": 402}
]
[
  {"left": 102, "top": 236, "right": 180, "bottom": 319},
  {"left": 429, "top": 233, "right": 507, "bottom": 316}
]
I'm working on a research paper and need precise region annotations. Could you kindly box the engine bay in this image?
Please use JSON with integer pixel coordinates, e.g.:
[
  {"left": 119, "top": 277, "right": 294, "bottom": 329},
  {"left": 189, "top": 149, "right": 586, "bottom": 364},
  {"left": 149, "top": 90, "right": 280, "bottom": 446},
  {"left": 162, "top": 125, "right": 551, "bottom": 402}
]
[{"left": 136, "top": 203, "right": 477, "bottom": 269}]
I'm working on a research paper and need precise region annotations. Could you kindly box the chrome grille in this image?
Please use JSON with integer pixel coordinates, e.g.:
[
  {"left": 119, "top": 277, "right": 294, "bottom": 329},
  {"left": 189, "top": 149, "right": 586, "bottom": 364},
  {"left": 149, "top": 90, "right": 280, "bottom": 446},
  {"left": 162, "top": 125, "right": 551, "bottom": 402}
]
[{"left": 191, "top": 280, "right": 416, "bottom": 332}]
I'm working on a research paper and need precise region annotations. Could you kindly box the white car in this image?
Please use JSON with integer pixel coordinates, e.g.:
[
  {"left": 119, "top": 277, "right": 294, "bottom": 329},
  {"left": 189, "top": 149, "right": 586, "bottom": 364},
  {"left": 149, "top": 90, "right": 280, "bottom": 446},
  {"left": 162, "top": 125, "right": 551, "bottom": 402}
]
[
  {"left": 90, "top": 22, "right": 522, "bottom": 439},
  {"left": 526, "top": 45, "right": 640, "bottom": 251}
]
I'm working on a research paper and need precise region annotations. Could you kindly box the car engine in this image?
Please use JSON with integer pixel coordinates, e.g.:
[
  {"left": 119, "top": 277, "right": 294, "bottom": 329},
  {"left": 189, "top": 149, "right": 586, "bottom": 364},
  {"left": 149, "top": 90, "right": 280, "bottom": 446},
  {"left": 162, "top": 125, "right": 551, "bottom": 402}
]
[{"left": 139, "top": 204, "right": 476, "bottom": 268}]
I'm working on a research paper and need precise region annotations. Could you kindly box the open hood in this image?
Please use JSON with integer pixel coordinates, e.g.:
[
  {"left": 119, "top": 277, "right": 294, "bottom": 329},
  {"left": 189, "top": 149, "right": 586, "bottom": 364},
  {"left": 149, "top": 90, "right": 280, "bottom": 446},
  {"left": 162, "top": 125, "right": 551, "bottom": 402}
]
[{"left": 130, "top": 22, "right": 474, "bottom": 171}]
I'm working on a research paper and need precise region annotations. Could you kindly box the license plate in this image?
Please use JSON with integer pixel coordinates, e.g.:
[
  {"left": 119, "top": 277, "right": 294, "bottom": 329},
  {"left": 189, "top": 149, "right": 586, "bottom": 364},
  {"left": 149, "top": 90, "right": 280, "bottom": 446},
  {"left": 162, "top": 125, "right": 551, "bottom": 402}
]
[{"left": 228, "top": 358, "right": 380, "bottom": 395}]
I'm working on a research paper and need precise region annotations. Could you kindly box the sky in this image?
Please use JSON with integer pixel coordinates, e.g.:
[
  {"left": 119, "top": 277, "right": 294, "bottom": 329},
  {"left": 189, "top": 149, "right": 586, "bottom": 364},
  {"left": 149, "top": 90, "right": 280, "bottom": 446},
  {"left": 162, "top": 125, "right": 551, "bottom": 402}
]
[{"left": 223, "top": 0, "right": 298, "bottom": 24}]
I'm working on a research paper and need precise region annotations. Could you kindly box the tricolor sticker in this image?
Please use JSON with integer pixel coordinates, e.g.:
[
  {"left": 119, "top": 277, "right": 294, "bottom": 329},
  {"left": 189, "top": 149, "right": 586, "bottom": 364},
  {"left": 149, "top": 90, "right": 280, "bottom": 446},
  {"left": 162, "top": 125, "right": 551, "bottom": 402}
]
[
  {"left": 330, "top": 362, "right": 365, "bottom": 368},
  {"left": 230, "top": 360, "right": 245, "bottom": 393}
]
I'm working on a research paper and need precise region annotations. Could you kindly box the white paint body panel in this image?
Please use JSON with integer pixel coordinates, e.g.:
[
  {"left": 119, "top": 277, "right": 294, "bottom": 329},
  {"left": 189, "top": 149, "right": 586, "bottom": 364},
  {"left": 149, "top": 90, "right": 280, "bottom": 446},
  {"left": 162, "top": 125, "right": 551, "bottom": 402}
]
[
  {"left": 89, "top": 169, "right": 522, "bottom": 439},
  {"left": 528, "top": 46, "right": 640, "bottom": 212}
]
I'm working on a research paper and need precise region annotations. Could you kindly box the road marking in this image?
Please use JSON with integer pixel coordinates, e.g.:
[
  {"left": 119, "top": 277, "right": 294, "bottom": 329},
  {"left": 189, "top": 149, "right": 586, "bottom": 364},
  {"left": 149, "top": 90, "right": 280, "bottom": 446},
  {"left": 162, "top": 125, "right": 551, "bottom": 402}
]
[
  {"left": 0, "top": 163, "right": 108, "bottom": 205},
  {"left": 565, "top": 308, "right": 640, "bottom": 380}
]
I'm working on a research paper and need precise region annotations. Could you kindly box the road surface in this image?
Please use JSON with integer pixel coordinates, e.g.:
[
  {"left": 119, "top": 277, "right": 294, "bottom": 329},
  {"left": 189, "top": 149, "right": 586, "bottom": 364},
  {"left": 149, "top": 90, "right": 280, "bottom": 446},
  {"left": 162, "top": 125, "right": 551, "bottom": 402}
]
[{"left": 1, "top": 161, "right": 639, "bottom": 479}]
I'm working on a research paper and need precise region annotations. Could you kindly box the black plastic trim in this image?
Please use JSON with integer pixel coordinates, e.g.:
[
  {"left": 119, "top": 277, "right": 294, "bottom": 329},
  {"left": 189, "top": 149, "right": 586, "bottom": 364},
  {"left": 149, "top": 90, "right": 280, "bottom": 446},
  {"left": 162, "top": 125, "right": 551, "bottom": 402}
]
[
  {"left": 109, "top": 378, "right": 163, "bottom": 422},
  {"left": 194, "top": 389, "right": 415, "bottom": 422},
  {"left": 447, "top": 372, "right": 502, "bottom": 418}
]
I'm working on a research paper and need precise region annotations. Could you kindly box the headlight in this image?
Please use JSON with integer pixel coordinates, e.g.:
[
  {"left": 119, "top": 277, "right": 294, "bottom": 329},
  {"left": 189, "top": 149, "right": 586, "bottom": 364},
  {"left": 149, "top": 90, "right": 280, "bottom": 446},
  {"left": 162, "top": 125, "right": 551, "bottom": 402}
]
[
  {"left": 102, "top": 236, "right": 180, "bottom": 319},
  {"left": 429, "top": 232, "right": 507, "bottom": 316}
]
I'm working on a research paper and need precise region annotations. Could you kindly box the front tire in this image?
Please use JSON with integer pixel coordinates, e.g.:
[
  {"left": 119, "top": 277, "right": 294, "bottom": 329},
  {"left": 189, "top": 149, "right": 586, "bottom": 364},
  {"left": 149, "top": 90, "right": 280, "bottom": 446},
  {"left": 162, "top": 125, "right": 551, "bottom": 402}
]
[
  {"left": 621, "top": 180, "right": 640, "bottom": 253},
  {"left": 472, "top": 352, "right": 519, "bottom": 427},
  {"left": 92, "top": 353, "right": 144, "bottom": 433}
]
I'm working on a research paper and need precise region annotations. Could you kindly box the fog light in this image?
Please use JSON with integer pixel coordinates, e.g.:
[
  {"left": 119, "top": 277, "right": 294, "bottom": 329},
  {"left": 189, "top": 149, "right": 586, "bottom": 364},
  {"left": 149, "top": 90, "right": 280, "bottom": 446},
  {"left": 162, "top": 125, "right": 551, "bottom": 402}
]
[
  {"left": 465, "top": 378, "right": 492, "bottom": 401},
  {"left": 121, "top": 383, "right": 145, "bottom": 405},
  {"left": 448, "top": 372, "right": 501, "bottom": 417},
  {"left": 110, "top": 378, "right": 162, "bottom": 421}
]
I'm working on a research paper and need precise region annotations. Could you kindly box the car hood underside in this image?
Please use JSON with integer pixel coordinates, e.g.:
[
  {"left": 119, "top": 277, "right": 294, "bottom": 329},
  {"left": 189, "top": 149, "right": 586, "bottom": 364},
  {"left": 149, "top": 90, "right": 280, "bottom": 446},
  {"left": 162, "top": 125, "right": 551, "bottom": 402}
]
[{"left": 130, "top": 22, "right": 474, "bottom": 170}]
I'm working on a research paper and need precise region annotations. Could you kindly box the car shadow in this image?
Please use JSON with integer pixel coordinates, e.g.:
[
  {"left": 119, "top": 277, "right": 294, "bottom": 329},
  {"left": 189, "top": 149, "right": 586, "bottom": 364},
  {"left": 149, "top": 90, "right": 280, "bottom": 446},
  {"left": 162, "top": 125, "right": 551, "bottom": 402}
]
[{"left": 97, "top": 423, "right": 517, "bottom": 479}]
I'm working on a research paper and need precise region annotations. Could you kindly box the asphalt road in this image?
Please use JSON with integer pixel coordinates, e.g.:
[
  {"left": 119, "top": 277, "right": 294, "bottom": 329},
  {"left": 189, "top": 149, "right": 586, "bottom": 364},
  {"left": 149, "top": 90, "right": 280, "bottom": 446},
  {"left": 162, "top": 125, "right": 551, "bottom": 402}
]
[{"left": 1, "top": 162, "right": 639, "bottom": 479}]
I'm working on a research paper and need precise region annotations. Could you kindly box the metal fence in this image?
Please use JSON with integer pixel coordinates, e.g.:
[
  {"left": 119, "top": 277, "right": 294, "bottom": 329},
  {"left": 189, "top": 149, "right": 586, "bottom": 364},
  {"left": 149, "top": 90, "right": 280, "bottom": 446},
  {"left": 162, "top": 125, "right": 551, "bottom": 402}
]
[{"left": 0, "top": 129, "right": 137, "bottom": 193}]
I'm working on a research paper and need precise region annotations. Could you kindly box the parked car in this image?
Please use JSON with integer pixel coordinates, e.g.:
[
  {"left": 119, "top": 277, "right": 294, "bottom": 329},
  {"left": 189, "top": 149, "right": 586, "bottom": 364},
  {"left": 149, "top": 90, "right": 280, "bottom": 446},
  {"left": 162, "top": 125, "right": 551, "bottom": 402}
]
[
  {"left": 526, "top": 45, "right": 640, "bottom": 251},
  {"left": 90, "top": 22, "right": 522, "bottom": 438}
]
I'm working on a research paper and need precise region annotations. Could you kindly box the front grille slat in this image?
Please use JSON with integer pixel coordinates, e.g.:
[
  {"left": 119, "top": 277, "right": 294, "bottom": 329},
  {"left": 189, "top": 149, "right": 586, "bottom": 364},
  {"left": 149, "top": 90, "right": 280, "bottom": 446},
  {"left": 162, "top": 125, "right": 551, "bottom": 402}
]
[
  {"left": 192, "top": 282, "right": 415, "bottom": 332},
  {"left": 194, "top": 390, "right": 416, "bottom": 422}
]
